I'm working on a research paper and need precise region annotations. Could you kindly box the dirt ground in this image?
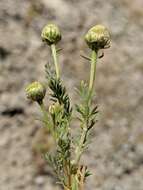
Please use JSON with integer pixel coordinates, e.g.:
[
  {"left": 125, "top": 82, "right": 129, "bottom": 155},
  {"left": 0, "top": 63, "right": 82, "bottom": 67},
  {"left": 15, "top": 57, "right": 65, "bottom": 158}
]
[{"left": 0, "top": 0, "right": 143, "bottom": 190}]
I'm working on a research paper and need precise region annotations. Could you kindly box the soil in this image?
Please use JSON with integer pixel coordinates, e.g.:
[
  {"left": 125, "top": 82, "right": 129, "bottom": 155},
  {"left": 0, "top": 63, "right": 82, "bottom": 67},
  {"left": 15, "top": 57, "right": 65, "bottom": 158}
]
[{"left": 0, "top": 0, "right": 143, "bottom": 190}]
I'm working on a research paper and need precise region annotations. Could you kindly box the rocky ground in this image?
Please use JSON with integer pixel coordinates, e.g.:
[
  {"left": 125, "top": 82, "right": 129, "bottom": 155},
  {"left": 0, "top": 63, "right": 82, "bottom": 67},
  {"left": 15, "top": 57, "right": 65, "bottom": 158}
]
[{"left": 0, "top": 0, "right": 143, "bottom": 190}]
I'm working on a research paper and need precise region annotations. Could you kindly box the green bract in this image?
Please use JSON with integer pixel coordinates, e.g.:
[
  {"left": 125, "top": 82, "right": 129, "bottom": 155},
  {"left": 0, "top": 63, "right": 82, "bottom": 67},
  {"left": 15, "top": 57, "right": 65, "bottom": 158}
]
[
  {"left": 25, "top": 81, "right": 46, "bottom": 103},
  {"left": 85, "top": 25, "right": 111, "bottom": 50},
  {"left": 41, "top": 24, "right": 61, "bottom": 45}
]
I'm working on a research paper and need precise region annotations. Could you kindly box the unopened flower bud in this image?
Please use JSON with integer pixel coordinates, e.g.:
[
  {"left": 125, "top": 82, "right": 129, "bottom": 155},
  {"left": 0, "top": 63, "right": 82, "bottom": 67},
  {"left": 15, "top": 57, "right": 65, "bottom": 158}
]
[
  {"left": 49, "top": 104, "right": 56, "bottom": 115},
  {"left": 85, "top": 25, "right": 111, "bottom": 50},
  {"left": 49, "top": 102, "right": 62, "bottom": 115},
  {"left": 26, "top": 82, "right": 46, "bottom": 103},
  {"left": 41, "top": 24, "right": 61, "bottom": 45}
]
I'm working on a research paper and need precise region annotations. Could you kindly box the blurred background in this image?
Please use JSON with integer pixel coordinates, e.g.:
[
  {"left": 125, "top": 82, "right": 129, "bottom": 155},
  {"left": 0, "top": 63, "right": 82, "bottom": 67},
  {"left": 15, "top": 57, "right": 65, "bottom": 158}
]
[{"left": 0, "top": 0, "right": 143, "bottom": 190}]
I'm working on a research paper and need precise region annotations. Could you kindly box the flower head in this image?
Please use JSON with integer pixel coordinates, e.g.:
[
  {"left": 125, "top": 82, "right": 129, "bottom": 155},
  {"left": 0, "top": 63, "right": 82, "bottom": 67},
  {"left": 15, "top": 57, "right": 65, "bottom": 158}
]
[
  {"left": 85, "top": 25, "right": 111, "bottom": 50},
  {"left": 49, "top": 102, "right": 63, "bottom": 115},
  {"left": 41, "top": 24, "right": 61, "bottom": 45},
  {"left": 25, "top": 82, "right": 46, "bottom": 103}
]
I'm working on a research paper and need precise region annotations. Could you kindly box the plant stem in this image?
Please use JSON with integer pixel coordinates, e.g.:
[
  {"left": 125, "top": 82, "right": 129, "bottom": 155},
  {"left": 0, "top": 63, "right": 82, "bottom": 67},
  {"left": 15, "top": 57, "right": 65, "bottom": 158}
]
[
  {"left": 73, "top": 50, "right": 98, "bottom": 166},
  {"left": 51, "top": 44, "right": 60, "bottom": 79},
  {"left": 38, "top": 101, "right": 47, "bottom": 118},
  {"left": 73, "top": 127, "right": 88, "bottom": 166},
  {"left": 64, "top": 187, "right": 70, "bottom": 190},
  {"left": 38, "top": 101, "right": 53, "bottom": 133},
  {"left": 88, "top": 50, "right": 97, "bottom": 103}
]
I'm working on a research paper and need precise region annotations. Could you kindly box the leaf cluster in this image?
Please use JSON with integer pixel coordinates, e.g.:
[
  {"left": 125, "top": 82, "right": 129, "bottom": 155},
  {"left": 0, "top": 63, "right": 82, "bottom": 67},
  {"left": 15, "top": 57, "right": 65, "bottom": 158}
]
[
  {"left": 76, "top": 81, "right": 98, "bottom": 131},
  {"left": 74, "top": 81, "right": 98, "bottom": 160},
  {"left": 44, "top": 63, "right": 72, "bottom": 185}
]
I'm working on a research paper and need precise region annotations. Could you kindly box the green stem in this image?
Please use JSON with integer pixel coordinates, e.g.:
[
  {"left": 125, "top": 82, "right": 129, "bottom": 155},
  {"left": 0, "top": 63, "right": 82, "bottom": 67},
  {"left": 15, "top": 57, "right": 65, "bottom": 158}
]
[
  {"left": 88, "top": 50, "right": 97, "bottom": 102},
  {"left": 51, "top": 44, "right": 60, "bottom": 79},
  {"left": 39, "top": 101, "right": 47, "bottom": 118},
  {"left": 38, "top": 101, "right": 53, "bottom": 132},
  {"left": 72, "top": 127, "right": 88, "bottom": 166},
  {"left": 71, "top": 175, "right": 79, "bottom": 190},
  {"left": 73, "top": 50, "right": 98, "bottom": 166}
]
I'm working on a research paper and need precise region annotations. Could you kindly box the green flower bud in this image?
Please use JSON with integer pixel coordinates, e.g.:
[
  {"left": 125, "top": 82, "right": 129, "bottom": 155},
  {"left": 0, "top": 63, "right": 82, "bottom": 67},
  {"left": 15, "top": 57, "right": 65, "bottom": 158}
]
[
  {"left": 41, "top": 24, "right": 61, "bottom": 45},
  {"left": 49, "top": 104, "right": 56, "bottom": 115},
  {"left": 25, "top": 82, "right": 46, "bottom": 103},
  {"left": 49, "top": 102, "right": 63, "bottom": 115},
  {"left": 85, "top": 25, "right": 111, "bottom": 50}
]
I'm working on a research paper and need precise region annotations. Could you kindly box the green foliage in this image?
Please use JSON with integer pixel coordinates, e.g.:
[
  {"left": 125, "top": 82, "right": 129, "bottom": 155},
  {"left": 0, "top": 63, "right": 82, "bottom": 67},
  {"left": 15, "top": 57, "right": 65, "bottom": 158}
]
[
  {"left": 45, "top": 63, "right": 72, "bottom": 187},
  {"left": 25, "top": 23, "right": 110, "bottom": 190},
  {"left": 76, "top": 81, "right": 98, "bottom": 130}
]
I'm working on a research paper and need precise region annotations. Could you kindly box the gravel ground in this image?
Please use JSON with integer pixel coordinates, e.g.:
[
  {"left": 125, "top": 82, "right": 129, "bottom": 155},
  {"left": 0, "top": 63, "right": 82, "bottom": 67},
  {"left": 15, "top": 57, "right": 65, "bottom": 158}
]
[{"left": 0, "top": 0, "right": 143, "bottom": 190}]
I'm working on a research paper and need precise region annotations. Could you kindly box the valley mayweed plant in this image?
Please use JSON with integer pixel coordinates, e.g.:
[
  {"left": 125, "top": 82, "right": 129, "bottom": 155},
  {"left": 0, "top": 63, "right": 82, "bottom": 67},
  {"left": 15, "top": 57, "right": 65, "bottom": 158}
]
[{"left": 26, "top": 23, "right": 111, "bottom": 190}]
